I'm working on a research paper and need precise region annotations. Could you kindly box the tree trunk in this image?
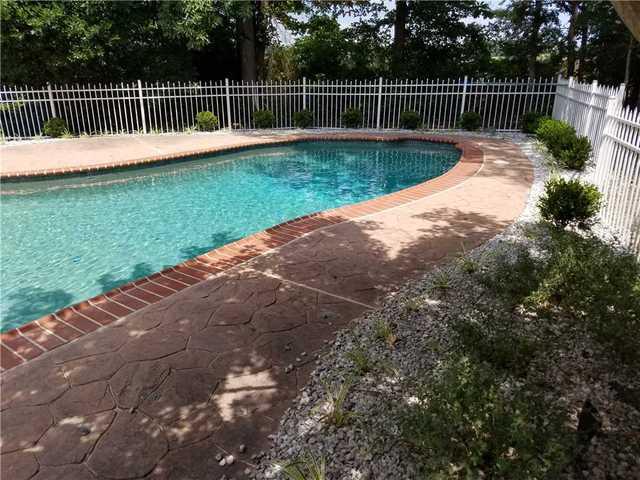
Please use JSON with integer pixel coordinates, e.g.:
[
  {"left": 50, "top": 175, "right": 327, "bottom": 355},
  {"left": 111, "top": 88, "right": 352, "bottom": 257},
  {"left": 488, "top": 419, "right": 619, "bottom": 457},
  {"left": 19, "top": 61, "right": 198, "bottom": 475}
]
[
  {"left": 240, "top": 3, "right": 257, "bottom": 81},
  {"left": 255, "top": 0, "right": 266, "bottom": 80},
  {"left": 566, "top": 1, "right": 579, "bottom": 77},
  {"left": 392, "top": 0, "right": 408, "bottom": 75},
  {"left": 624, "top": 32, "right": 634, "bottom": 85},
  {"left": 527, "top": 0, "right": 544, "bottom": 79},
  {"left": 577, "top": 22, "right": 589, "bottom": 80}
]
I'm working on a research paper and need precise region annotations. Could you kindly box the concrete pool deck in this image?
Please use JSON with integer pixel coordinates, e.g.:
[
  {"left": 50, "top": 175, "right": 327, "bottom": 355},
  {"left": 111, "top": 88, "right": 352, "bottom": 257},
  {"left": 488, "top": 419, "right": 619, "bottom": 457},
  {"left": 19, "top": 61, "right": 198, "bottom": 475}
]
[{"left": 0, "top": 132, "right": 533, "bottom": 479}]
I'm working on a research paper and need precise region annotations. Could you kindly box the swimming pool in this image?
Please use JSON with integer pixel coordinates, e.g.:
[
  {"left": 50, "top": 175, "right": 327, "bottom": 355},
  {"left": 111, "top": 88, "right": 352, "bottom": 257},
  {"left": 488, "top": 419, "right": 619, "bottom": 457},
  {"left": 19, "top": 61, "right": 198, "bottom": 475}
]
[{"left": 0, "top": 140, "right": 460, "bottom": 330}]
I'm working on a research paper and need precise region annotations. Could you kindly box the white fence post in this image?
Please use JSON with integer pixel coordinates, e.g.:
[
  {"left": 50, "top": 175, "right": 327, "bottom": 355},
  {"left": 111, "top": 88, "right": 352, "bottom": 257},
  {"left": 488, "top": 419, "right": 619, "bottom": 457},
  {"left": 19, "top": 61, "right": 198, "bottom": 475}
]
[
  {"left": 302, "top": 77, "right": 306, "bottom": 110},
  {"left": 47, "top": 83, "right": 56, "bottom": 117},
  {"left": 376, "top": 77, "right": 383, "bottom": 130},
  {"left": 459, "top": 75, "right": 468, "bottom": 115},
  {"left": 137, "top": 80, "right": 147, "bottom": 134},
  {"left": 225, "top": 78, "right": 232, "bottom": 130}
]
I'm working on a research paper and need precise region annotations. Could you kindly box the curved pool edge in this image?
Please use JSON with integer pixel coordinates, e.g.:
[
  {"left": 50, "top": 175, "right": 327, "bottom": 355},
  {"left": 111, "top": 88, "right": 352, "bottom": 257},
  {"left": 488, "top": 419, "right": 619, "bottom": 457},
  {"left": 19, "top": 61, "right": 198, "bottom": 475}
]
[{"left": 0, "top": 134, "right": 483, "bottom": 371}]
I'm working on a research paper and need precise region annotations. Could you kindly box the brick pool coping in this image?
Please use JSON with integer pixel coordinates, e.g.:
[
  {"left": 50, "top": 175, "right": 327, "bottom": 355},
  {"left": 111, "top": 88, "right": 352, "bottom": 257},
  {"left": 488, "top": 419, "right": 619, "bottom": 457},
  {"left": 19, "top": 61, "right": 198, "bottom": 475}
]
[{"left": 0, "top": 134, "right": 483, "bottom": 371}]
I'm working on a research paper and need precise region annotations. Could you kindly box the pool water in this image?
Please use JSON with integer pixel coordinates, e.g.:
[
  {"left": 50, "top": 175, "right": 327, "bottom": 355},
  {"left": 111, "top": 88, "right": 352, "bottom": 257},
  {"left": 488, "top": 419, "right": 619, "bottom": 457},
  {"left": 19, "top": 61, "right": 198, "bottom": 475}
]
[{"left": 0, "top": 140, "right": 459, "bottom": 330}]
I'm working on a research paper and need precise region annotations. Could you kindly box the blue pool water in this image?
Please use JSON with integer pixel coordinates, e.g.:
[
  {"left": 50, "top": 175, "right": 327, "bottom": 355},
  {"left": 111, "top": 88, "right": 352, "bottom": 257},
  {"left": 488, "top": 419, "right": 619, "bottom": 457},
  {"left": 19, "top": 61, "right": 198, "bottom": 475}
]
[{"left": 0, "top": 140, "right": 459, "bottom": 330}]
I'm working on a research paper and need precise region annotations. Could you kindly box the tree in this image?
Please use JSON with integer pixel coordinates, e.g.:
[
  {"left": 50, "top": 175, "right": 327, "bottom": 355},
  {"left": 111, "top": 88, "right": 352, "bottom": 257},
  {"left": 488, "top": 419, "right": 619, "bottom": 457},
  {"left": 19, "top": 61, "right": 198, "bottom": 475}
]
[{"left": 490, "top": 0, "right": 561, "bottom": 78}]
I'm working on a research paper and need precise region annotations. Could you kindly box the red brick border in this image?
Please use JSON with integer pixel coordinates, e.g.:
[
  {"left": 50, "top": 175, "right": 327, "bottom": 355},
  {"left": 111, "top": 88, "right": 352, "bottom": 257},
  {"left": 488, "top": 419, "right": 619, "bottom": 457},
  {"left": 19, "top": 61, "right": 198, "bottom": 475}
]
[{"left": 0, "top": 134, "right": 483, "bottom": 371}]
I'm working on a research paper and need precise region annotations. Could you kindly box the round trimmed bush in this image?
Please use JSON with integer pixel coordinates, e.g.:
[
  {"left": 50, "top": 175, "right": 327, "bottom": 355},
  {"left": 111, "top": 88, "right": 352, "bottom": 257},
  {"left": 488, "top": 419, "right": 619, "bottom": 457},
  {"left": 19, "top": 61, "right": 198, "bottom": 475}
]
[
  {"left": 399, "top": 111, "right": 421, "bottom": 130},
  {"left": 559, "top": 136, "right": 591, "bottom": 171},
  {"left": 293, "top": 109, "right": 313, "bottom": 128},
  {"left": 535, "top": 119, "right": 576, "bottom": 158},
  {"left": 521, "top": 111, "right": 549, "bottom": 134},
  {"left": 43, "top": 117, "right": 68, "bottom": 138},
  {"left": 253, "top": 110, "right": 274, "bottom": 129},
  {"left": 341, "top": 108, "right": 362, "bottom": 128},
  {"left": 459, "top": 111, "right": 482, "bottom": 131},
  {"left": 538, "top": 177, "right": 602, "bottom": 230},
  {"left": 195, "top": 111, "right": 219, "bottom": 131}
]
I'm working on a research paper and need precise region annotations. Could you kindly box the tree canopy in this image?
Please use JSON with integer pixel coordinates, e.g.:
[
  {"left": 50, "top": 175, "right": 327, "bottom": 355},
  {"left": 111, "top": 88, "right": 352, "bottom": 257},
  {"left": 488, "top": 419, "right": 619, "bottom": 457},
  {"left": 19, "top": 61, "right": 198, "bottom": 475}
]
[{"left": 1, "top": 0, "right": 637, "bottom": 104}]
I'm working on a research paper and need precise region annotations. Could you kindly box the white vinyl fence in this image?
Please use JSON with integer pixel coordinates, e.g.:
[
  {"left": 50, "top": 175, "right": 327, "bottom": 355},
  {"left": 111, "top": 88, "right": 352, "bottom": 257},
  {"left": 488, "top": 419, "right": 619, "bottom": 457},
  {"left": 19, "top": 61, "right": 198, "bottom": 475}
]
[
  {"left": 553, "top": 77, "right": 640, "bottom": 256},
  {"left": 0, "top": 77, "right": 557, "bottom": 140}
]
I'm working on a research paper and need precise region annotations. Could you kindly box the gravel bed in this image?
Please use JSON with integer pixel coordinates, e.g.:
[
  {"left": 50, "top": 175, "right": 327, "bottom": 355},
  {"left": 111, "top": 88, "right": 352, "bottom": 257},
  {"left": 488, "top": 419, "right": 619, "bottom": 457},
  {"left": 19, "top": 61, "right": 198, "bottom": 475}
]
[{"left": 250, "top": 134, "right": 639, "bottom": 480}]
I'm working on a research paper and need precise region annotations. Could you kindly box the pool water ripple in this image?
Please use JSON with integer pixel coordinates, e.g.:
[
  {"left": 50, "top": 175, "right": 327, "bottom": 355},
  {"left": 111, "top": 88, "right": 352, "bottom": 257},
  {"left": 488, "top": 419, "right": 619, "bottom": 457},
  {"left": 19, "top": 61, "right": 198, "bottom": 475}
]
[{"left": 0, "top": 140, "right": 459, "bottom": 330}]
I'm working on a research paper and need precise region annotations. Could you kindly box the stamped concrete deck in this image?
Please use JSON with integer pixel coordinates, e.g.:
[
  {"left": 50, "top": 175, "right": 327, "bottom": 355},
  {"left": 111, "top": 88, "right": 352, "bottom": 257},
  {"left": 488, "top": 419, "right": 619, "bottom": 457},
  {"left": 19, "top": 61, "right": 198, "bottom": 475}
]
[{"left": 0, "top": 134, "right": 533, "bottom": 480}]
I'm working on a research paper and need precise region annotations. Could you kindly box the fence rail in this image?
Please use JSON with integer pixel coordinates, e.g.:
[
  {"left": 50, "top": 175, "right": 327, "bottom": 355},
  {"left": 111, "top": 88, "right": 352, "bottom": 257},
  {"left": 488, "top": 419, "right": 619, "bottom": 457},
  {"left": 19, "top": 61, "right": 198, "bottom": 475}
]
[
  {"left": 0, "top": 77, "right": 558, "bottom": 139},
  {"left": 553, "top": 77, "right": 640, "bottom": 257}
]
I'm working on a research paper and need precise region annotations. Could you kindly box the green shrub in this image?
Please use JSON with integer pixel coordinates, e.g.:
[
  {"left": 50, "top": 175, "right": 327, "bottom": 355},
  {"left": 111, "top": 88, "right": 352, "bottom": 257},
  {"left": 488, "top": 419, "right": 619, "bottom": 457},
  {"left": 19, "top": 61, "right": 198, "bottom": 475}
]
[
  {"left": 521, "top": 111, "right": 549, "bottom": 134},
  {"left": 453, "top": 313, "right": 539, "bottom": 377},
  {"left": 43, "top": 117, "right": 68, "bottom": 138},
  {"left": 458, "top": 111, "right": 482, "bottom": 131},
  {"left": 533, "top": 231, "right": 640, "bottom": 364},
  {"left": 195, "top": 111, "right": 219, "bottom": 131},
  {"left": 293, "top": 109, "right": 314, "bottom": 128},
  {"left": 253, "top": 109, "right": 275, "bottom": 128},
  {"left": 535, "top": 119, "right": 576, "bottom": 158},
  {"left": 478, "top": 247, "right": 542, "bottom": 308},
  {"left": 341, "top": 108, "right": 362, "bottom": 128},
  {"left": 538, "top": 177, "right": 602, "bottom": 230},
  {"left": 558, "top": 135, "right": 591, "bottom": 170},
  {"left": 400, "top": 357, "right": 572, "bottom": 479},
  {"left": 399, "top": 110, "right": 421, "bottom": 129}
]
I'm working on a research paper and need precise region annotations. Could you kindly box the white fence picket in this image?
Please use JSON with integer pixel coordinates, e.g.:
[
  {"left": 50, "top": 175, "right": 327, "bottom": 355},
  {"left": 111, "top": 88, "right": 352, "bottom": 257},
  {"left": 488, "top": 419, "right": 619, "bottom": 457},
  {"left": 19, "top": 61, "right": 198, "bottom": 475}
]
[
  {"left": 553, "top": 76, "right": 640, "bottom": 257},
  {"left": 0, "top": 78, "right": 557, "bottom": 139}
]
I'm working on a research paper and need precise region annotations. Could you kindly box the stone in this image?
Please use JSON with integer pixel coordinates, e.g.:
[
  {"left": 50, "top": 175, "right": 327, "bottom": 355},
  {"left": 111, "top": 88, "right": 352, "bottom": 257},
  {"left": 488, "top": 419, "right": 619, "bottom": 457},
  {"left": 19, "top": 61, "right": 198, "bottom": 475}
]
[
  {"left": 1, "top": 362, "right": 68, "bottom": 409},
  {"left": 225, "top": 454, "right": 235, "bottom": 465},
  {"left": 36, "top": 411, "right": 115, "bottom": 466},
  {"left": 0, "top": 450, "right": 39, "bottom": 480},
  {"left": 118, "top": 330, "right": 188, "bottom": 362},
  {"left": 51, "top": 381, "right": 115, "bottom": 420},
  {"left": 238, "top": 444, "right": 246, "bottom": 453},
  {"left": 0, "top": 405, "right": 52, "bottom": 453},
  {"left": 87, "top": 411, "right": 167, "bottom": 479},
  {"left": 32, "top": 464, "right": 96, "bottom": 480},
  {"left": 140, "top": 369, "right": 219, "bottom": 424},
  {"left": 109, "top": 360, "right": 170, "bottom": 408},
  {"left": 62, "top": 352, "right": 125, "bottom": 386}
]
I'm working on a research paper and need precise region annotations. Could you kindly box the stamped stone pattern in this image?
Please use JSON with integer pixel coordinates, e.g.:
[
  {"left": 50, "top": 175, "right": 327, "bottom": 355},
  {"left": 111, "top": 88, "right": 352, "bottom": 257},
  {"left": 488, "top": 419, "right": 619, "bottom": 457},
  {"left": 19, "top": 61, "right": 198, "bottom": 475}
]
[{"left": 0, "top": 135, "right": 532, "bottom": 479}]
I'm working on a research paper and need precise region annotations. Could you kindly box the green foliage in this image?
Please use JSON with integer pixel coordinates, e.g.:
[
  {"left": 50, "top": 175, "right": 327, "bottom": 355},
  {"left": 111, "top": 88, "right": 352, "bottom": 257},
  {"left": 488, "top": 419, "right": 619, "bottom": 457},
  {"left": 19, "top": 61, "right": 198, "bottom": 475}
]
[
  {"left": 533, "top": 232, "right": 640, "bottom": 364},
  {"left": 538, "top": 177, "right": 602, "bottom": 230},
  {"left": 478, "top": 247, "right": 542, "bottom": 308},
  {"left": 535, "top": 119, "right": 576, "bottom": 158},
  {"left": 399, "top": 110, "right": 421, "bottom": 130},
  {"left": 558, "top": 136, "right": 591, "bottom": 171},
  {"left": 400, "top": 357, "right": 572, "bottom": 479},
  {"left": 274, "top": 451, "right": 327, "bottom": 480},
  {"left": 43, "top": 117, "right": 68, "bottom": 138},
  {"left": 320, "top": 379, "right": 354, "bottom": 427},
  {"left": 520, "top": 111, "right": 549, "bottom": 134},
  {"left": 458, "top": 111, "right": 482, "bottom": 131},
  {"left": 453, "top": 314, "right": 539, "bottom": 377},
  {"left": 195, "top": 111, "right": 218, "bottom": 131},
  {"left": 373, "top": 318, "right": 397, "bottom": 348},
  {"left": 340, "top": 108, "right": 362, "bottom": 128},
  {"left": 346, "top": 345, "right": 374, "bottom": 375},
  {"left": 293, "top": 109, "right": 314, "bottom": 128},
  {"left": 253, "top": 109, "right": 275, "bottom": 129}
]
